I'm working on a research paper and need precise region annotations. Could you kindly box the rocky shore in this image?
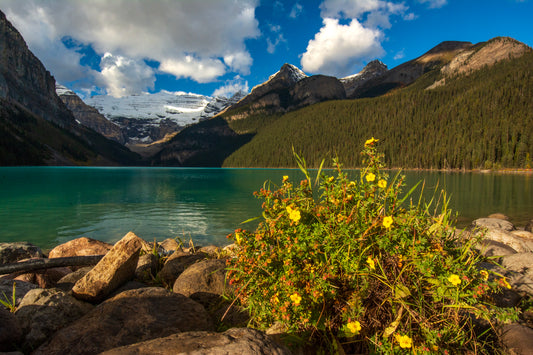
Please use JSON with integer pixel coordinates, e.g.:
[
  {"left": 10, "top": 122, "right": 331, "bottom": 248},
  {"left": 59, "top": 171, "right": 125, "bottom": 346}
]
[{"left": 1, "top": 215, "right": 532, "bottom": 354}]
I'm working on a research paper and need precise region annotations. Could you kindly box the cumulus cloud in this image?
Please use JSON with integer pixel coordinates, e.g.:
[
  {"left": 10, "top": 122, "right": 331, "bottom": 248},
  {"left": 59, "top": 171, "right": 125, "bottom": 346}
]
[
  {"left": 99, "top": 53, "right": 155, "bottom": 97},
  {"left": 301, "top": 18, "right": 384, "bottom": 76},
  {"left": 266, "top": 24, "right": 287, "bottom": 54},
  {"left": 0, "top": 0, "right": 260, "bottom": 94},
  {"left": 212, "top": 76, "right": 249, "bottom": 98},
  {"left": 301, "top": 0, "right": 408, "bottom": 76}
]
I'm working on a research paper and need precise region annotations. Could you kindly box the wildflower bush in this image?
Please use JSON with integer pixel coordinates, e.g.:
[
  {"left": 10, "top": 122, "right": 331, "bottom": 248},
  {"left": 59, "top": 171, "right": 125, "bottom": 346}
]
[{"left": 226, "top": 139, "right": 516, "bottom": 353}]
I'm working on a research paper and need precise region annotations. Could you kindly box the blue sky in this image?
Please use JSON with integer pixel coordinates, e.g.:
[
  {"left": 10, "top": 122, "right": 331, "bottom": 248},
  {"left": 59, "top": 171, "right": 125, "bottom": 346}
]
[{"left": 1, "top": 0, "right": 531, "bottom": 99}]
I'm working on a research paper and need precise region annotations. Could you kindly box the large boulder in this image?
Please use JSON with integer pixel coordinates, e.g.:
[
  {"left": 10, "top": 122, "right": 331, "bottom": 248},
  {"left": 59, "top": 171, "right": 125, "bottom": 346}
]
[
  {"left": 173, "top": 258, "right": 229, "bottom": 305},
  {"left": 158, "top": 251, "right": 207, "bottom": 288},
  {"left": 0, "top": 279, "right": 38, "bottom": 307},
  {"left": 500, "top": 324, "right": 533, "bottom": 355},
  {"left": 33, "top": 287, "right": 214, "bottom": 355},
  {"left": 99, "top": 327, "right": 291, "bottom": 355},
  {"left": 48, "top": 237, "right": 112, "bottom": 258},
  {"left": 0, "top": 242, "right": 43, "bottom": 264},
  {"left": 473, "top": 226, "right": 533, "bottom": 253},
  {"left": 500, "top": 252, "right": 533, "bottom": 296},
  {"left": 0, "top": 306, "right": 22, "bottom": 351},
  {"left": 71, "top": 232, "right": 143, "bottom": 302},
  {"left": 55, "top": 266, "right": 92, "bottom": 291},
  {"left": 472, "top": 218, "right": 515, "bottom": 231},
  {"left": 11, "top": 267, "right": 71, "bottom": 288},
  {"left": 15, "top": 288, "right": 93, "bottom": 351}
]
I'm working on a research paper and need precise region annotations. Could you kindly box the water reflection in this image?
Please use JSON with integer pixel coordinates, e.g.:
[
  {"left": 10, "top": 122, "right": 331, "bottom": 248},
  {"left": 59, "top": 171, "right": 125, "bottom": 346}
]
[{"left": 0, "top": 167, "right": 531, "bottom": 249}]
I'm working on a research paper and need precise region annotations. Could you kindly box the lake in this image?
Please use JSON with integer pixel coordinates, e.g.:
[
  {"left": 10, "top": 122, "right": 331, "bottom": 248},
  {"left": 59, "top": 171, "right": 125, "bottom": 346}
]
[{"left": 0, "top": 167, "right": 532, "bottom": 250}]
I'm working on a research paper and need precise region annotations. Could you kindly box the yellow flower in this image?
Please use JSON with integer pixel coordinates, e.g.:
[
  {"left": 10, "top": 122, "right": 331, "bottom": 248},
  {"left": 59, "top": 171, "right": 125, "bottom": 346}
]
[
  {"left": 395, "top": 334, "right": 412, "bottom": 348},
  {"left": 290, "top": 293, "right": 302, "bottom": 306},
  {"left": 286, "top": 206, "right": 301, "bottom": 223},
  {"left": 366, "top": 173, "right": 376, "bottom": 182},
  {"left": 367, "top": 256, "right": 375, "bottom": 270},
  {"left": 273, "top": 293, "right": 279, "bottom": 304},
  {"left": 283, "top": 175, "right": 289, "bottom": 182},
  {"left": 500, "top": 277, "right": 512, "bottom": 289},
  {"left": 365, "top": 137, "right": 379, "bottom": 146},
  {"left": 480, "top": 270, "right": 489, "bottom": 281},
  {"left": 383, "top": 216, "right": 393, "bottom": 229},
  {"left": 378, "top": 179, "right": 387, "bottom": 188},
  {"left": 235, "top": 232, "right": 241, "bottom": 244},
  {"left": 346, "top": 321, "right": 361, "bottom": 335},
  {"left": 448, "top": 274, "right": 461, "bottom": 286}
]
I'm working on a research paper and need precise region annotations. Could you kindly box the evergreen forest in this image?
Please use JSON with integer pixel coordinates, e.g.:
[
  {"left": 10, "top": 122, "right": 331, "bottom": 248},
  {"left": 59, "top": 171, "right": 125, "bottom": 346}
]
[{"left": 222, "top": 51, "right": 533, "bottom": 170}]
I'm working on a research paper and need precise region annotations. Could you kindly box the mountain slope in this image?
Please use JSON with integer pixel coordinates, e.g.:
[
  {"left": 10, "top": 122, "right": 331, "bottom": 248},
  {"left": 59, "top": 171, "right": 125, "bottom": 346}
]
[
  {"left": 0, "top": 10, "right": 140, "bottom": 166},
  {"left": 222, "top": 40, "right": 533, "bottom": 169}
]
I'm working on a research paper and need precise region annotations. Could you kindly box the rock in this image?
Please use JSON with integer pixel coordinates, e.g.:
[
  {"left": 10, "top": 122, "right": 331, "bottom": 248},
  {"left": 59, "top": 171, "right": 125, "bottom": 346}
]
[
  {"left": 99, "top": 327, "right": 291, "bottom": 355},
  {"left": 173, "top": 259, "right": 230, "bottom": 308},
  {"left": 158, "top": 251, "right": 206, "bottom": 288},
  {"left": 472, "top": 218, "right": 515, "bottom": 231},
  {"left": 197, "top": 245, "right": 221, "bottom": 257},
  {"left": 500, "top": 324, "right": 533, "bottom": 355},
  {"left": 159, "top": 238, "right": 182, "bottom": 253},
  {"left": 33, "top": 287, "right": 214, "bottom": 355},
  {"left": 71, "top": 232, "right": 144, "bottom": 303},
  {"left": 134, "top": 253, "right": 159, "bottom": 283},
  {"left": 525, "top": 220, "right": 533, "bottom": 233},
  {"left": 511, "top": 230, "right": 533, "bottom": 241},
  {"left": 12, "top": 267, "right": 71, "bottom": 288},
  {"left": 48, "top": 237, "right": 112, "bottom": 259},
  {"left": 488, "top": 213, "right": 510, "bottom": 220},
  {"left": 15, "top": 288, "right": 93, "bottom": 351},
  {"left": 474, "top": 239, "right": 517, "bottom": 257},
  {"left": 0, "top": 306, "right": 22, "bottom": 351},
  {"left": 0, "top": 243, "right": 43, "bottom": 264},
  {"left": 55, "top": 267, "right": 92, "bottom": 291},
  {"left": 474, "top": 227, "right": 533, "bottom": 253},
  {"left": 501, "top": 253, "right": 533, "bottom": 296},
  {"left": 0, "top": 279, "right": 38, "bottom": 307},
  {"left": 288, "top": 75, "right": 346, "bottom": 110}
]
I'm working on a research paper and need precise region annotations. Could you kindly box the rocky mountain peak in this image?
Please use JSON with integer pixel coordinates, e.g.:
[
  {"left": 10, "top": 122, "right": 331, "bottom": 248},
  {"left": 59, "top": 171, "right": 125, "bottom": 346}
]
[
  {"left": 341, "top": 60, "right": 388, "bottom": 97},
  {"left": 272, "top": 63, "right": 308, "bottom": 83}
]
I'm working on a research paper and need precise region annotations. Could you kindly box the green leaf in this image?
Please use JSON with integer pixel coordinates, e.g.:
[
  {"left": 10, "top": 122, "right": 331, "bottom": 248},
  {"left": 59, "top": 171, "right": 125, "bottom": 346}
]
[{"left": 394, "top": 284, "right": 411, "bottom": 299}]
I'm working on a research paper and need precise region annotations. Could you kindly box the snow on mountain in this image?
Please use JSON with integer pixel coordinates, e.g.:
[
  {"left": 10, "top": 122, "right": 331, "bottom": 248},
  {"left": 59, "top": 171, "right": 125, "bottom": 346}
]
[
  {"left": 266, "top": 63, "right": 307, "bottom": 84},
  {"left": 83, "top": 90, "right": 242, "bottom": 143}
]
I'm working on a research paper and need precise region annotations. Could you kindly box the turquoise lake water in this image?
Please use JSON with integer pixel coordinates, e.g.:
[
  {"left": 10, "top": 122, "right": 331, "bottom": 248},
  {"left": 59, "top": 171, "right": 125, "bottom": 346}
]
[{"left": 0, "top": 167, "right": 532, "bottom": 249}]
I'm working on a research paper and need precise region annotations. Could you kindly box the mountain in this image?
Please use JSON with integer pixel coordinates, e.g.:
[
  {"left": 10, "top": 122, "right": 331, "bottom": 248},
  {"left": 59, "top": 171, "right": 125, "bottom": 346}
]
[
  {"left": 84, "top": 91, "right": 243, "bottom": 144},
  {"left": 56, "top": 85, "right": 126, "bottom": 144},
  {"left": 221, "top": 37, "right": 532, "bottom": 169},
  {"left": 223, "top": 63, "right": 346, "bottom": 120},
  {"left": 0, "top": 10, "right": 140, "bottom": 166},
  {"left": 340, "top": 60, "right": 388, "bottom": 97}
]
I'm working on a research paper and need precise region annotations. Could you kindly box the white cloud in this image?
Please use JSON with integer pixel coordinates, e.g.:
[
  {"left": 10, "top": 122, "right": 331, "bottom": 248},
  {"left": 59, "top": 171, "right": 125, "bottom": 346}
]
[
  {"left": 266, "top": 24, "right": 287, "bottom": 54},
  {"left": 393, "top": 49, "right": 405, "bottom": 60},
  {"left": 159, "top": 57, "right": 226, "bottom": 84},
  {"left": 0, "top": 0, "right": 260, "bottom": 93},
  {"left": 289, "top": 3, "right": 304, "bottom": 18},
  {"left": 99, "top": 53, "right": 155, "bottom": 98},
  {"left": 212, "top": 76, "right": 249, "bottom": 98},
  {"left": 417, "top": 0, "right": 447, "bottom": 8},
  {"left": 301, "top": 18, "right": 384, "bottom": 76}
]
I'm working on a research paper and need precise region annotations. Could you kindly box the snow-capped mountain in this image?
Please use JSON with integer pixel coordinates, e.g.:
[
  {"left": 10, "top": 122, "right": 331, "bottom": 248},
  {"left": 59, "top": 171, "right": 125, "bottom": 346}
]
[{"left": 83, "top": 91, "right": 243, "bottom": 144}]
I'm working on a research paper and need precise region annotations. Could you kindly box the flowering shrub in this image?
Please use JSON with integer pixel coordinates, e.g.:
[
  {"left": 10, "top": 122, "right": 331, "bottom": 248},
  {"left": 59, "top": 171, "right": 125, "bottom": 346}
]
[{"left": 226, "top": 139, "right": 516, "bottom": 353}]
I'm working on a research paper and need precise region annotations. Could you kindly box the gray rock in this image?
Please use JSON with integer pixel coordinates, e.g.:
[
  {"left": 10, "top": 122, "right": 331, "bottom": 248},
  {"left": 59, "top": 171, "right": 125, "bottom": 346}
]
[
  {"left": 472, "top": 218, "right": 515, "bottom": 231},
  {"left": 55, "top": 267, "right": 92, "bottom": 291},
  {"left": 173, "top": 259, "right": 229, "bottom": 306},
  {"left": 488, "top": 213, "right": 510, "bottom": 220},
  {"left": 525, "top": 219, "right": 533, "bottom": 233},
  {"left": 15, "top": 288, "right": 93, "bottom": 350},
  {"left": 500, "top": 324, "right": 533, "bottom": 355},
  {"left": 0, "top": 243, "right": 43, "bottom": 264},
  {"left": 474, "top": 227, "right": 533, "bottom": 253},
  {"left": 0, "top": 279, "right": 38, "bottom": 307},
  {"left": 135, "top": 253, "right": 159, "bottom": 283},
  {"left": 474, "top": 239, "right": 517, "bottom": 257},
  {"left": 159, "top": 238, "right": 182, "bottom": 253},
  {"left": 511, "top": 230, "right": 533, "bottom": 241},
  {"left": 10, "top": 267, "right": 71, "bottom": 288},
  {"left": 158, "top": 251, "right": 206, "bottom": 288},
  {"left": 500, "top": 253, "right": 533, "bottom": 296},
  {"left": 99, "top": 327, "right": 291, "bottom": 355},
  {"left": 197, "top": 245, "right": 222, "bottom": 257},
  {"left": 0, "top": 306, "right": 22, "bottom": 351},
  {"left": 72, "top": 232, "right": 143, "bottom": 303},
  {"left": 33, "top": 287, "right": 214, "bottom": 355}
]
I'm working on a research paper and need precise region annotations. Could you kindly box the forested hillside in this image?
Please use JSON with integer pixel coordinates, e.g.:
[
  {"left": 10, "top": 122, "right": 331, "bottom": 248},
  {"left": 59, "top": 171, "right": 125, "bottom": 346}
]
[{"left": 223, "top": 51, "right": 533, "bottom": 169}]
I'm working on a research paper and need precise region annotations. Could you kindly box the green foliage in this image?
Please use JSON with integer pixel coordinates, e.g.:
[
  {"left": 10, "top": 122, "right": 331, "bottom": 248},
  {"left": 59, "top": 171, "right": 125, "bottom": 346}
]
[
  {"left": 0, "top": 282, "right": 17, "bottom": 313},
  {"left": 227, "top": 142, "right": 517, "bottom": 353},
  {"left": 223, "top": 52, "right": 533, "bottom": 169}
]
